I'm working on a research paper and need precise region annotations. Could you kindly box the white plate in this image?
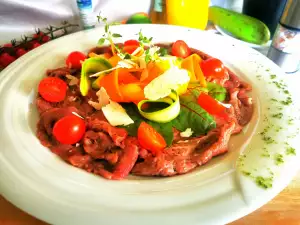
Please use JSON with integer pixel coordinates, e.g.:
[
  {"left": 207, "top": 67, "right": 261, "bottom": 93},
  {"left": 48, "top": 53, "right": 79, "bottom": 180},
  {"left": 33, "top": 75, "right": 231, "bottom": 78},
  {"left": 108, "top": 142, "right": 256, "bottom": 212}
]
[
  {"left": 215, "top": 25, "right": 271, "bottom": 49},
  {"left": 0, "top": 24, "right": 300, "bottom": 225}
]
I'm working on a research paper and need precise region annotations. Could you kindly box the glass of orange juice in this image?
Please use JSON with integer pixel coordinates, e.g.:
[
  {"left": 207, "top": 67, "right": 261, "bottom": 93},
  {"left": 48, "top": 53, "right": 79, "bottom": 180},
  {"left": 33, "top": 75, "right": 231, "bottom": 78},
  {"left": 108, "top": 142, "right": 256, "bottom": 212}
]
[{"left": 166, "top": 0, "right": 210, "bottom": 30}]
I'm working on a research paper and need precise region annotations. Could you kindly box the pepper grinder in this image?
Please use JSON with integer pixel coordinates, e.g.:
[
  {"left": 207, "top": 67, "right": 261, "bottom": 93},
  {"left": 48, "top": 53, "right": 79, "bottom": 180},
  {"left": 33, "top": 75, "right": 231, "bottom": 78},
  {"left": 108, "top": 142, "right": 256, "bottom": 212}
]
[{"left": 267, "top": 0, "right": 300, "bottom": 73}]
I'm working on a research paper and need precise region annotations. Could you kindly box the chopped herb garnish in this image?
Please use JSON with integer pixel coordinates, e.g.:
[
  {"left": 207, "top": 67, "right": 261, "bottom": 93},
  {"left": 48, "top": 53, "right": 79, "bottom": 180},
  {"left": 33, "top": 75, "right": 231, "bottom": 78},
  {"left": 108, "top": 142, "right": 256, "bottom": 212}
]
[
  {"left": 270, "top": 74, "right": 276, "bottom": 79},
  {"left": 274, "top": 153, "right": 284, "bottom": 165},
  {"left": 270, "top": 98, "right": 278, "bottom": 102},
  {"left": 255, "top": 176, "right": 273, "bottom": 189},
  {"left": 242, "top": 171, "right": 252, "bottom": 176},
  {"left": 280, "top": 97, "right": 292, "bottom": 105},
  {"left": 286, "top": 147, "right": 296, "bottom": 156},
  {"left": 272, "top": 113, "right": 283, "bottom": 119}
]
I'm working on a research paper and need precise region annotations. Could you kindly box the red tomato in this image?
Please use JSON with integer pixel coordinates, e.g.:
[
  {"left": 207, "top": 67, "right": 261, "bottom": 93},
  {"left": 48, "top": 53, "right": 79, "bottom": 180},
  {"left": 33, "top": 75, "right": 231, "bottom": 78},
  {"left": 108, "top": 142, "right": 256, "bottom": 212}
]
[
  {"left": 123, "top": 40, "right": 140, "bottom": 54},
  {"left": 32, "top": 42, "right": 41, "bottom": 49},
  {"left": 137, "top": 122, "right": 166, "bottom": 154},
  {"left": 38, "top": 77, "right": 67, "bottom": 102},
  {"left": 200, "top": 58, "right": 226, "bottom": 79},
  {"left": 124, "top": 39, "right": 139, "bottom": 47},
  {"left": 53, "top": 115, "right": 86, "bottom": 144},
  {"left": 16, "top": 48, "right": 27, "bottom": 57},
  {"left": 33, "top": 32, "right": 45, "bottom": 39},
  {"left": 66, "top": 51, "right": 87, "bottom": 69},
  {"left": 3, "top": 43, "right": 12, "bottom": 47},
  {"left": 123, "top": 45, "right": 139, "bottom": 54},
  {"left": 197, "top": 93, "right": 228, "bottom": 118},
  {"left": 42, "top": 35, "right": 50, "bottom": 43},
  {"left": 0, "top": 53, "right": 16, "bottom": 67},
  {"left": 171, "top": 40, "right": 191, "bottom": 58}
]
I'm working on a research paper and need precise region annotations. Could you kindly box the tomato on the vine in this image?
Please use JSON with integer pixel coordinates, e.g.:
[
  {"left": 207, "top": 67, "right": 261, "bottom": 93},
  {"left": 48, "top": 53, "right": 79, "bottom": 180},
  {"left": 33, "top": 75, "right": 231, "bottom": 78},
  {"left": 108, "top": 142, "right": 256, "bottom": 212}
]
[
  {"left": 137, "top": 122, "right": 166, "bottom": 154},
  {"left": 53, "top": 115, "right": 86, "bottom": 145},
  {"left": 38, "top": 77, "right": 67, "bottom": 102},
  {"left": 200, "top": 58, "right": 226, "bottom": 79},
  {"left": 0, "top": 53, "right": 16, "bottom": 67},
  {"left": 171, "top": 40, "right": 191, "bottom": 58},
  {"left": 42, "top": 35, "right": 50, "bottom": 43},
  {"left": 66, "top": 51, "right": 87, "bottom": 69},
  {"left": 31, "top": 41, "right": 41, "bottom": 49},
  {"left": 3, "top": 43, "right": 12, "bottom": 48},
  {"left": 16, "top": 48, "right": 27, "bottom": 57}
]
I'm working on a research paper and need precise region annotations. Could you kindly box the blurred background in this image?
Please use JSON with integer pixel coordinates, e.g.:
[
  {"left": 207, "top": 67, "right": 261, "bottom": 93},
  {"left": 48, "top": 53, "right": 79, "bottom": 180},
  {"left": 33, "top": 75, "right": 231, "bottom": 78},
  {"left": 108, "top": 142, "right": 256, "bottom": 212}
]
[{"left": 0, "top": 0, "right": 299, "bottom": 72}]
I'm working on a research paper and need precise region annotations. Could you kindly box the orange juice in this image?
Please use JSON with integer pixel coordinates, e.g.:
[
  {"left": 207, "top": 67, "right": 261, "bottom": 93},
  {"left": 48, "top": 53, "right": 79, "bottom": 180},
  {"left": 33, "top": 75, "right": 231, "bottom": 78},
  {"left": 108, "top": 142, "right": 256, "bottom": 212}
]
[{"left": 166, "top": 0, "right": 210, "bottom": 30}]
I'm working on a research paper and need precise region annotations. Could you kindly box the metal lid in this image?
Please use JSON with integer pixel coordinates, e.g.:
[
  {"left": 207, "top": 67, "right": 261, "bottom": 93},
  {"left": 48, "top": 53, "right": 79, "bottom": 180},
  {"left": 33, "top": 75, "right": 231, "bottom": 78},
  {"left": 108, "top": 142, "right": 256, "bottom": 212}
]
[{"left": 280, "top": 0, "right": 300, "bottom": 29}]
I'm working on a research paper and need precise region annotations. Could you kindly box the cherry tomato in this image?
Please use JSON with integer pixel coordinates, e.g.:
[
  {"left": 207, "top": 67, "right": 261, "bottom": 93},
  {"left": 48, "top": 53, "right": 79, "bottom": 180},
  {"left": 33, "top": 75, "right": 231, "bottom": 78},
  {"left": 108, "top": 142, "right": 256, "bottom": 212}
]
[
  {"left": 124, "top": 40, "right": 139, "bottom": 47},
  {"left": 197, "top": 92, "right": 228, "bottom": 118},
  {"left": 137, "top": 122, "right": 166, "bottom": 154},
  {"left": 123, "top": 40, "right": 140, "bottom": 54},
  {"left": 3, "top": 43, "right": 12, "bottom": 47},
  {"left": 0, "top": 53, "right": 16, "bottom": 67},
  {"left": 200, "top": 58, "right": 226, "bottom": 79},
  {"left": 123, "top": 45, "right": 139, "bottom": 54},
  {"left": 171, "top": 40, "right": 191, "bottom": 58},
  {"left": 33, "top": 32, "right": 45, "bottom": 39},
  {"left": 31, "top": 41, "right": 41, "bottom": 49},
  {"left": 38, "top": 77, "right": 67, "bottom": 102},
  {"left": 66, "top": 51, "right": 87, "bottom": 69},
  {"left": 53, "top": 115, "right": 86, "bottom": 144},
  {"left": 42, "top": 35, "right": 50, "bottom": 43},
  {"left": 16, "top": 48, "right": 27, "bottom": 57}
]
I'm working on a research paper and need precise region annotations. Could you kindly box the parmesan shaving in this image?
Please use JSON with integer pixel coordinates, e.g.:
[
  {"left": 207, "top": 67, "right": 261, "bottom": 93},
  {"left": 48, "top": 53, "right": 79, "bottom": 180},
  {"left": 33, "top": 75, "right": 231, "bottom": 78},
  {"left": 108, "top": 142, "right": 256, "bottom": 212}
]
[
  {"left": 102, "top": 100, "right": 134, "bottom": 126},
  {"left": 88, "top": 87, "right": 110, "bottom": 110},
  {"left": 180, "top": 128, "right": 194, "bottom": 138},
  {"left": 66, "top": 74, "right": 79, "bottom": 86}
]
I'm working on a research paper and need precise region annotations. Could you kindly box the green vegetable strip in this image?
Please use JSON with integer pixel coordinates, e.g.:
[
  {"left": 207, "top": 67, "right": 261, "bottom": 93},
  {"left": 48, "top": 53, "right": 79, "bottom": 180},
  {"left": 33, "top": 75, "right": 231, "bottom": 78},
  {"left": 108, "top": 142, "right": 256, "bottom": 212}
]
[{"left": 137, "top": 91, "right": 180, "bottom": 123}]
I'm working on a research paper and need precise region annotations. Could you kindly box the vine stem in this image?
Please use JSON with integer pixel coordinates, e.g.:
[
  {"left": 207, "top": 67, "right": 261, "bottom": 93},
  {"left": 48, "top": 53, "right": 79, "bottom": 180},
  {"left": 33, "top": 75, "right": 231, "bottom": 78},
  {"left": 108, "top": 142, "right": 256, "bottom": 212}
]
[{"left": 0, "top": 23, "right": 79, "bottom": 53}]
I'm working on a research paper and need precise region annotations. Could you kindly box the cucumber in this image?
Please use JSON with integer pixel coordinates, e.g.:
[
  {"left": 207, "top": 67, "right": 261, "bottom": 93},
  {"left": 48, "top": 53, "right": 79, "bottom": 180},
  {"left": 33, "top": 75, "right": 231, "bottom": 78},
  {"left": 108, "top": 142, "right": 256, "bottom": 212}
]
[
  {"left": 208, "top": 6, "right": 270, "bottom": 45},
  {"left": 80, "top": 57, "right": 112, "bottom": 96}
]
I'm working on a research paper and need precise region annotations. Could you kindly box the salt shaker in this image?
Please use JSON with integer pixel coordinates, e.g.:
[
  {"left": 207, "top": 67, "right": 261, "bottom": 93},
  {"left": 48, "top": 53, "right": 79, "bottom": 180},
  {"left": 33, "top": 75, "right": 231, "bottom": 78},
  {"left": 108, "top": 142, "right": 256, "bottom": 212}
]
[
  {"left": 76, "top": 0, "right": 95, "bottom": 30},
  {"left": 267, "top": 0, "right": 300, "bottom": 73}
]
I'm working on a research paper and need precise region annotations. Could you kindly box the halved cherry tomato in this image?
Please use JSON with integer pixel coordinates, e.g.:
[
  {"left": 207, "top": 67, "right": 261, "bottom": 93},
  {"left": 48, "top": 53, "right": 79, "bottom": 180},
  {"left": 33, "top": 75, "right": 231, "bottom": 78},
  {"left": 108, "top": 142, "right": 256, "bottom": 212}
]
[
  {"left": 38, "top": 77, "right": 67, "bottom": 102},
  {"left": 123, "top": 40, "right": 140, "bottom": 54},
  {"left": 53, "top": 115, "right": 86, "bottom": 144},
  {"left": 200, "top": 58, "right": 226, "bottom": 79},
  {"left": 137, "top": 122, "right": 166, "bottom": 154},
  {"left": 197, "top": 92, "right": 228, "bottom": 118},
  {"left": 66, "top": 51, "right": 87, "bottom": 69},
  {"left": 124, "top": 40, "right": 139, "bottom": 47},
  {"left": 171, "top": 40, "right": 191, "bottom": 58},
  {"left": 123, "top": 45, "right": 139, "bottom": 54}
]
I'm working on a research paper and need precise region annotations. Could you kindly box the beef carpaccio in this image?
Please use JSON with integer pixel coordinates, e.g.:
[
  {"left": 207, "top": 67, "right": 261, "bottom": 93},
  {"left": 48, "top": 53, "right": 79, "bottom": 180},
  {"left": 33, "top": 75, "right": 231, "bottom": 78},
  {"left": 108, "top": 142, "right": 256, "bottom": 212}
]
[{"left": 35, "top": 40, "right": 253, "bottom": 180}]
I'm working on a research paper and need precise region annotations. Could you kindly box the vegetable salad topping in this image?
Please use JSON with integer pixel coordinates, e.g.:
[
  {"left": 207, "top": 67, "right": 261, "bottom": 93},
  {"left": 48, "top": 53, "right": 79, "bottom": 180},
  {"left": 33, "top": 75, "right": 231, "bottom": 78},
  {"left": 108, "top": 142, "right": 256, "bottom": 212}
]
[{"left": 35, "top": 16, "right": 257, "bottom": 182}]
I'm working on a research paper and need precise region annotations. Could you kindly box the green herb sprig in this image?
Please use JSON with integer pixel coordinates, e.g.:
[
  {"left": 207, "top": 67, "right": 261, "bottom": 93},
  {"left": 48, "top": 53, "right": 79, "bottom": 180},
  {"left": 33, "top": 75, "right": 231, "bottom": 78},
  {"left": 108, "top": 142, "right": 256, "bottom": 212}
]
[{"left": 97, "top": 15, "right": 122, "bottom": 55}]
